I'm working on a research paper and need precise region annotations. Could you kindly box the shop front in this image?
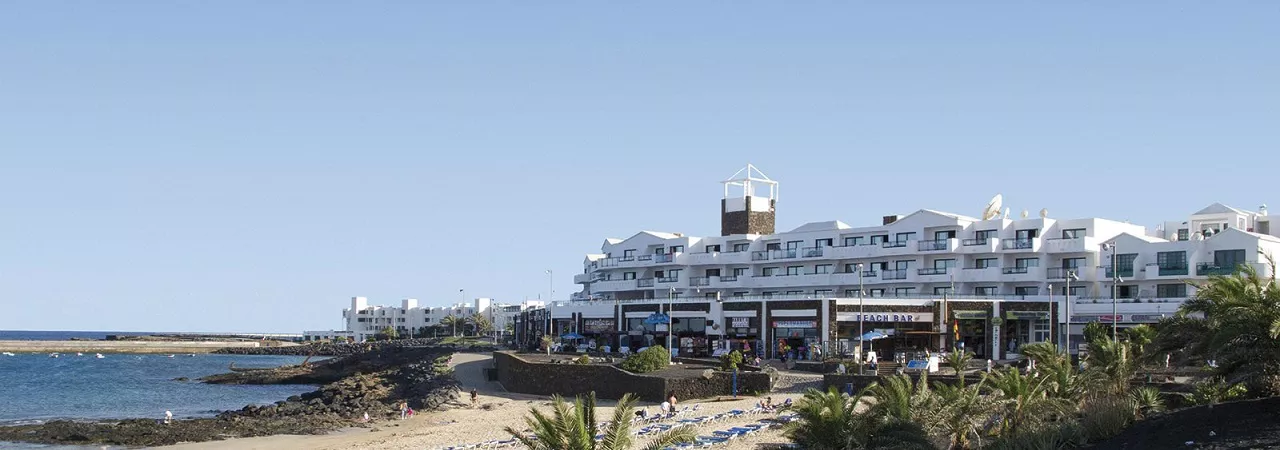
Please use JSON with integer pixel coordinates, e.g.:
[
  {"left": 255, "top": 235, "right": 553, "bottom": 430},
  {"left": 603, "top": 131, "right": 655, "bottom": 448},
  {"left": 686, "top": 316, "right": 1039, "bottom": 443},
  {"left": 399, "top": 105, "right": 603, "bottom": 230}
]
[
  {"left": 670, "top": 315, "right": 710, "bottom": 357},
  {"left": 581, "top": 318, "right": 617, "bottom": 351},
  {"left": 772, "top": 320, "right": 820, "bottom": 361},
  {"left": 623, "top": 315, "right": 658, "bottom": 351},
  {"left": 1003, "top": 310, "right": 1051, "bottom": 356},
  {"left": 837, "top": 311, "right": 936, "bottom": 360},
  {"left": 951, "top": 310, "right": 990, "bottom": 359},
  {"left": 722, "top": 316, "right": 762, "bottom": 358}
]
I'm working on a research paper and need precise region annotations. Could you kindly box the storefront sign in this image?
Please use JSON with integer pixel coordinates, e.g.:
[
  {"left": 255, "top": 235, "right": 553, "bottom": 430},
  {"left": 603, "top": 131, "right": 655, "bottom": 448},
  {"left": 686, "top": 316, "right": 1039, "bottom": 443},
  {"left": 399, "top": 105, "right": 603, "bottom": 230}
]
[
  {"left": 1071, "top": 314, "right": 1122, "bottom": 323},
  {"left": 837, "top": 312, "right": 934, "bottom": 323},
  {"left": 1129, "top": 314, "right": 1166, "bottom": 323},
  {"left": 952, "top": 310, "right": 988, "bottom": 320},
  {"left": 731, "top": 317, "right": 751, "bottom": 328},
  {"left": 773, "top": 320, "right": 817, "bottom": 329},
  {"left": 1005, "top": 311, "right": 1050, "bottom": 320},
  {"left": 583, "top": 318, "right": 616, "bottom": 333}
]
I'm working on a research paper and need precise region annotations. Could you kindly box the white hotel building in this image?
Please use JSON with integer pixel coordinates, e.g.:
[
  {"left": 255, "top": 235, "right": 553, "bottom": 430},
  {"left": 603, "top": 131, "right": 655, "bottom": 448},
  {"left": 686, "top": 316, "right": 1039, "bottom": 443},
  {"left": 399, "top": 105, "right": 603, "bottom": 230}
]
[
  {"left": 518, "top": 165, "right": 1280, "bottom": 360},
  {"left": 306, "top": 296, "right": 545, "bottom": 343}
]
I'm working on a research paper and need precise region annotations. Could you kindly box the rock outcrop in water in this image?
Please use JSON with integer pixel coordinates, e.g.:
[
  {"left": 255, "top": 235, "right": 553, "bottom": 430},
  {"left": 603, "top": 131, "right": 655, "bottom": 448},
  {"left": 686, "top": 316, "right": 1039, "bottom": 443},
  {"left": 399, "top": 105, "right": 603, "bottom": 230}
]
[{"left": 0, "top": 346, "right": 461, "bottom": 447}]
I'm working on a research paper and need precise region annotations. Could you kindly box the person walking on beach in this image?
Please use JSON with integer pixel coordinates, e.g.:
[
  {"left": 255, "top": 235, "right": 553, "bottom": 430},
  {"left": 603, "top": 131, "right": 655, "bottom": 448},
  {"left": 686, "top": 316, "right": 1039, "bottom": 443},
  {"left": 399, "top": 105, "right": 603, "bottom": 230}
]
[
  {"left": 164, "top": 410, "right": 173, "bottom": 424},
  {"left": 470, "top": 389, "right": 478, "bottom": 407},
  {"left": 399, "top": 401, "right": 408, "bottom": 420}
]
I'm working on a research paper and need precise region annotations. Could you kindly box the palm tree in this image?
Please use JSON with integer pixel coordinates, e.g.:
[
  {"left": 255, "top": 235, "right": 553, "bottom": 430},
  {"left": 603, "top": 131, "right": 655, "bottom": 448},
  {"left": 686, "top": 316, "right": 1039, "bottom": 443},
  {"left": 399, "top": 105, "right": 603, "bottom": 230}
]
[
  {"left": 984, "top": 367, "right": 1073, "bottom": 437},
  {"left": 540, "top": 335, "right": 555, "bottom": 355},
  {"left": 945, "top": 350, "right": 975, "bottom": 386},
  {"left": 470, "top": 312, "right": 494, "bottom": 335},
  {"left": 440, "top": 315, "right": 459, "bottom": 337},
  {"left": 927, "top": 381, "right": 994, "bottom": 450},
  {"left": 1176, "top": 258, "right": 1280, "bottom": 396},
  {"left": 785, "top": 386, "right": 935, "bottom": 450},
  {"left": 505, "top": 392, "right": 694, "bottom": 450}
]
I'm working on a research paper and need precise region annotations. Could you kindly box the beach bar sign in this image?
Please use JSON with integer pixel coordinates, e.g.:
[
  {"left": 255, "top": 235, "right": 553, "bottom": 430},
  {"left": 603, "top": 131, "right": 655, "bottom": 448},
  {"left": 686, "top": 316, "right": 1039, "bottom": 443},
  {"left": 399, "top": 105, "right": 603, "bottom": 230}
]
[{"left": 837, "top": 312, "right": 933, "bottom": 323}]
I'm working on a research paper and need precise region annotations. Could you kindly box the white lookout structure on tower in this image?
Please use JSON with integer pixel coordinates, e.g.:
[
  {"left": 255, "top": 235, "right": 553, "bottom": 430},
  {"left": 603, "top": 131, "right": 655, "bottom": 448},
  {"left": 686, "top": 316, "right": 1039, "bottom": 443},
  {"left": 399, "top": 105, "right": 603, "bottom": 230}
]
[{"left": 720, "top": 164, "right": 779, "bottom": 236}]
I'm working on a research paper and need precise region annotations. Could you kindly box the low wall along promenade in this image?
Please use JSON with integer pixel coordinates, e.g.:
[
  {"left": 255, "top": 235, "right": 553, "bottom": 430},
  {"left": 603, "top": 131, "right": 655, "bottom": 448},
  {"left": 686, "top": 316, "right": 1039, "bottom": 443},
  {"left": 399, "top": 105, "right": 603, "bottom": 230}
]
[
  {"left": 493, "top": 351, "right": 771, "bottom": 403},
  {"left": 0, "top": 340, "right": 262, "bottom": 354}
]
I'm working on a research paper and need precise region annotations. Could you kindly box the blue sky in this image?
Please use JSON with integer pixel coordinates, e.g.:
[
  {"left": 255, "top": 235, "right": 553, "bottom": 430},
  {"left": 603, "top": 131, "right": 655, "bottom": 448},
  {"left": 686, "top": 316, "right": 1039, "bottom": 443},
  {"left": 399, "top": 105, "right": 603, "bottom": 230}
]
[{"left": 1, "top": 2, "right": 1276, "bottom": 333}]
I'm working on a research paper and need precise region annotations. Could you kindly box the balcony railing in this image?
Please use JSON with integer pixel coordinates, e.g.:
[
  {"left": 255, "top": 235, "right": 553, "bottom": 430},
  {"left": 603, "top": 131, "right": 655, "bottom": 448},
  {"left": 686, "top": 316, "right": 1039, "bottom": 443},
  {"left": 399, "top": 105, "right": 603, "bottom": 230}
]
[
  {"left": 1002, "top": 267, "right": 1030, "bottom": 274},
  {"left": 1045, "top": 267, "right": 1082, "bottom": 279},
  {"left": 801, "top": 247, "right": 823, "bottom": 258},
  {"left": 1103, "top": 266, "right": 1134, "bottom": 278},
  {"left": 1196, "top": 263, "right": 1235, "bottom": 276},
  {"left": 771, "top": 249, "right": 799, "bottom": 259},
  {"left": 654, "top": 254, "right": 674, "bottom": 263},
  {"left": 881, "top": 269, "right": 908, "bottom": 280},
  {"left": 861, "top": 270, "right": 879, "bottom": 277},
  {"left": 719, "top": 275, "right": 739, "bottom": 282},
  {"left": 637, "top": 278, "right": 655, "bottom": 288},
  {"left": 964, "top": 266, "right": 997, "bottom": 270},
  {"left": 688, "top": 276, "right": 710, "bottom": 287},
  {"left": 918, "top": 240, "right": 949, "bottom": 251},
  {"left": 637, "top": 254, "right": 653, "bottom": 261},
  {"left": 751, "top": 251, "right": 770, "bottom": 261},
  {"left": 918, "top": 267, "right": 949, "bottom": 276},
  {"left": 656, "top": 276, "right": 679, "bottom": 283},
  {"left": 882, "top": 241, "right": 909, "bottom": 249},
  {"left": 1002, "top": 238, "right": 1034, "bottom": 250},
  {"left": 962, "top": 238, "right": 991, "bottom": 246},
  {"left": 1158, "top": 265, "right": 1189, "bottom": 276}
]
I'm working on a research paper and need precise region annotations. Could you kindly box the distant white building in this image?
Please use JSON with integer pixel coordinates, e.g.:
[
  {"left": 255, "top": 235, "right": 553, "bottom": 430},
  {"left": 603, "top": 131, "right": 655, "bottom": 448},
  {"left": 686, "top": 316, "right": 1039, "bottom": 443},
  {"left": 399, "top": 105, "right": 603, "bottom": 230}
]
[{"left": 332, "top": 296, "right": 544, "bottom": 342}]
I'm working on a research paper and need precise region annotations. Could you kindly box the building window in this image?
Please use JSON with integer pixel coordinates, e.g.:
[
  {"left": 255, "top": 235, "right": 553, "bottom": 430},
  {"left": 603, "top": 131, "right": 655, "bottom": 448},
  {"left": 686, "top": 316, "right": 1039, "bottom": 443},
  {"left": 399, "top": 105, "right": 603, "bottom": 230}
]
[
  {"left": 894, "top": 287, "right": 915, "bottom": 297},
  {"left": 1156, "top": 284, "right": 1187, "bottom": 298},
  {"left": 786, "top": 266, "right": 802, "bottom": 276},
  {"left": 1033, "top": 320, "right": 1051, "bottom": 343},
  {"left": 623, "top": 272, "right": 636, "bottom": 280},
  {"left": 934, "top": 259, "right": 956, "bottom": 269},
  {"left": 895, "top": 232, "right": 916, "bottom": 243},
  {"left": 705, "top": 268, "right": 721, "bottom": 277},
  {"left": 1157, "top": 251, "right": 1187, "bottom": 269},
  {"left": 1214, "top": 249, "right": 1246, "bottom": 269},
  {"left": 1061, "top": 228, "right": 1085, "bottom": 239},
  {"left": 1177, "top": 229, "right": 1189, "bottom": 241},
  {"left": 975, "top": 286, "right": 997, "bottom": 296},
  {"left": 934, "top": 230, "right": 957, "bottom": 240},
  {"left": 814, "top": 264, "right": 832, "bottom": 274},
  {"left": 705, "top": 244, "right": 721, "bottom": 253},
  {"left": 1062, "top": 286, "right": 1085, "bottom": 296},
  {"left": 1014, "top": 286, "right": 1039, "bottom": 296},
  {"left": 623, "top": 249, "right": 635, "bottom": 260},
  {"left": 1063, "top": 257, "right": 1085, "bottom": 269},
  {"left": 816, "top": 238, "right": 833, "bottom": 247},
  {"left": 733, "top": 291, "right": 748, "bottom": 298},
  {"left": 895, "top": 260, "right": 913, "bottom": 270},
  {"left": 844, "top": 236, "right": 864, "bottom": 246},
  {"left": 670, "top": 245, "right": 684, "bottom": 254},
  {"left": 785, "top": 290, "right": 804, "bottom": 296},
  {"left": 974, "top": 229, "right": 997, "bottom": 241},
  {"left": 763, "top": 291, "right": 778, "bottom": 298},
  {"left": 870, "top": 235, "right": 887, "bottom": 245},
  {"left": 1015, "top": 258, "right": 1040, "bottom": 268},
  {"left": 1117, "top": 285, "right": 1138, "bottom": 298},
  {"left": 732, "top": 243, "right": 749, "bottom": 252},
  {"left": 762, "top": 267, "right": 780, "bottom": 277},
  {"left": 766, "top": 242, "right": 781, "bottom": 251},
  {"left": 845, "top": 289, "right": 859, "bottom": 297},
  {"left": 974, "top": 258, "right": 997, "bottom": 269},
  {"left": 814, "top": 289, "right": 833, "bottom": 297},
  {"left": 844, "top": 263, "right": 859, "bottom": 273},
  {"left": 869, "top": 289, "right": 886, "bottom": 297},
  {"left": 933, "top": 286, "right": 953, "bottom": 295},
  {"left": 733, "top": 267, "right": 748, "bottom": 277},
  {"left": 1115, "top": 254, "right": 1137, "bottom": 273}
]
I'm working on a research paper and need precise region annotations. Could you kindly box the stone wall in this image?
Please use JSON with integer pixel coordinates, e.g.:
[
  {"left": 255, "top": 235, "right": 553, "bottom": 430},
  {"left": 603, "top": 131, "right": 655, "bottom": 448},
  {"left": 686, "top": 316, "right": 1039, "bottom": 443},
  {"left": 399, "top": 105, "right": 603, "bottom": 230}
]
[
  {"left": 720, "top": 198, "right": 776, "bottom": 236},
  {"left": 494, "top": 352, "right": 771, "bottom": 403}
]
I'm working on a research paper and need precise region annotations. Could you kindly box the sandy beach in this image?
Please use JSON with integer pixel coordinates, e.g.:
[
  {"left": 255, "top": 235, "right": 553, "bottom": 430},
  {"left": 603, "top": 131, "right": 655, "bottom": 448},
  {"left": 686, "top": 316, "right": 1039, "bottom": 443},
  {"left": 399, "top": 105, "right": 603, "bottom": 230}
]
[{"left": 164, "top": 352, "right": 810, "bottom": 450}]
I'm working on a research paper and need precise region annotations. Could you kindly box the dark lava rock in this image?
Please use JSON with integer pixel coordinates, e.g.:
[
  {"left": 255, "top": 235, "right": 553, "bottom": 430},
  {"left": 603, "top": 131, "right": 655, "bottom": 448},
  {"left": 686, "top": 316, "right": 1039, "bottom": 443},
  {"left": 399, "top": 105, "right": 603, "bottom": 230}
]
[
  {"left": 1092, "top": 396, "right": 1280, "bottom": 450},
  {"left": 212, "top": 338, "right": 496, "bottom": 356},
  {"left": 173, "top": 377, "right": 189, "bottom": 382}
]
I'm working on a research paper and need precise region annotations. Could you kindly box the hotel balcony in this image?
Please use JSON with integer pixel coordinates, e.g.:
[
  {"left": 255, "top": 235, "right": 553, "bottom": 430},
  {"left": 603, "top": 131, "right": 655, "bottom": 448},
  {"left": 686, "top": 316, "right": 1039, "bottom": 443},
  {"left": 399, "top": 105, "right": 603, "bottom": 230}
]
[
  {"left": 574, "top": 273, "right": 593, "bottom": 284},
  {"left": 637, "top": 278, "right": 655, "bottom": 288},
  {"left": 826, "top": 244, "right": 879, "bottom": 259},
  {"left": 1042, "top": 236, "right": 1100, "bottom": 254},
  {"left": 770, "top": 249, "right": 802, "bottom": 260},
  {"left": 709, "top": 275, "right": 746, "bottom": 288},
  {"left": 1001, "top": 237, "right": 1042, "bottom": 253},
  {"left": 916, "top": 266, "right": 953, "bottom": 283},
  {"left": 1001, "top": 265, "right": 1046, "bottom": 282},
  {"left": 591, "top": 279, "right": 641, "bottom": 292},
  {"left": 1196, "top": 262, "right": 1235, "bottom": 277},
  {"left": 751, "top": 251, "right": 771, "bottom": 261},
  {"left": 1045, "top": 267, "right": 1085, "bottom": 280},
  {"left": 680, "top": 251, "right": 751, "bottom": 266},
  {"left": 917, "top": 239, "right": 959, "bottom": 253},
  {"left": 753, "top": 273, "right": 834, "bottom": 288},
  {"left": 879, "top": 240, "right": 916, "bottom": 256},
  {"left": 595, "top": 255, "right": 646, "bottom": 269},
  {"left": 799, "top": 246, "right": 825, "bottom": 258},
  {"left": 1100, "top": 266, "right": 1135, "bottom": 280},
  {"left": 655, "top": 276, "right": 688, "bottom": 289},
  {"left": 1145, "top": 263, "right": 1189, "bottom": 279},
  {"left": 879, "top": 269, "right": 915, "bottom": 283},
  {"left": 959, "top": 238, "right": 1000, "bottom": 254},
  {"left": 959, "top": 266, "right": 1001, "bottom": 283},
  {"left": 688, "top": 276, "right": 711, "bottom": 287}
]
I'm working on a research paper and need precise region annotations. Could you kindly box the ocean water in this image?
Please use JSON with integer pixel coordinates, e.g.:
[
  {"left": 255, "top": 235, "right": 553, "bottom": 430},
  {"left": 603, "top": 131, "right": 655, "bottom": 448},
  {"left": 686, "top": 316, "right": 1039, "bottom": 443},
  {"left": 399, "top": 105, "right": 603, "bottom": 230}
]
[
  {"left": 0, "top": 353, "right": 320, "bottom": 425},
  {"left": 0, "top": 330, "right": 166, "bottom": 341}
]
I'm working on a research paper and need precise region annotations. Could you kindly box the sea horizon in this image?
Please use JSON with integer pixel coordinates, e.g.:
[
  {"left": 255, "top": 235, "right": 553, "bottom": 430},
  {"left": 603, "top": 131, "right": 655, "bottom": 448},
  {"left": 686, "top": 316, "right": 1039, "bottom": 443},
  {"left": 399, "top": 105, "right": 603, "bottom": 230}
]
[{"left": 0, "top": 330, "right": 302, "bottom": 341}]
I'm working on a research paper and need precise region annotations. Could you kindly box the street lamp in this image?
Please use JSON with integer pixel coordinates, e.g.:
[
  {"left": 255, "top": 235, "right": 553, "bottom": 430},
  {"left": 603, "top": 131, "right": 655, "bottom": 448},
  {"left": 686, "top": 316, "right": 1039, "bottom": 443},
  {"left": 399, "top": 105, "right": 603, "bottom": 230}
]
[
  {"left": 856, "top": 263, "right": 865, "bottom": 375},
  {"left": 458, "top": 289, "right": 465, "bottom": 337},
  {"left": 1101, "top": 243, "right": 1120, "bottom": 345},
  {"left": 1063, "top": 270, "right": 1079, "bottom": 355},
  {"left": 667, "top": 287, "right": 676, "bottom": 363},
  {"left": 545, "top": 269, "right": 554, "bottom": 340}
]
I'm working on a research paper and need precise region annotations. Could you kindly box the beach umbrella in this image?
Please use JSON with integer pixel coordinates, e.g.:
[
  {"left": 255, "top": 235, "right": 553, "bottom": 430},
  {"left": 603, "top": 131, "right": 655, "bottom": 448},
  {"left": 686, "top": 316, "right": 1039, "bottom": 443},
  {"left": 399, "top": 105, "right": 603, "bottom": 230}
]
[
  {"left": 643, "top": 313, "right": 670, "bottom": 325},
  {"left": 560, "top": 332, "right": 584, "bottom": 340},
  {"left": 857, "top": 331, "right": 888, "bottom": 341}
]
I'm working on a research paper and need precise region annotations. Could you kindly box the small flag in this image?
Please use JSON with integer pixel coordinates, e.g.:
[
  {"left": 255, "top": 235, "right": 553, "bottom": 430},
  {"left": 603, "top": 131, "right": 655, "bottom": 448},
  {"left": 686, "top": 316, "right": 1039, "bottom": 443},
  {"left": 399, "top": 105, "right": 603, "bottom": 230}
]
[{"left": 953, "top": 320, "right": 960, "bottom": 341}]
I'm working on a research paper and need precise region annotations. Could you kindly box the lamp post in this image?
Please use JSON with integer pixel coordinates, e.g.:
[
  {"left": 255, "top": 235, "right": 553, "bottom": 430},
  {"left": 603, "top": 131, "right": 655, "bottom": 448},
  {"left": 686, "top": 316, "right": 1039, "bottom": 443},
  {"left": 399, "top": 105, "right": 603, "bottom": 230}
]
[
  {"left": 856, "top": 263, "right": 865, "bottom": 375},
  {"left": 545, "top": 269, "right": 554, "bottom": 339},
  {"left": 1102, "top": 243, "right": 1119, "bottom": 345},
  {"left": 667, "top": 287, "right": 676, "bottom": 363},
  {"left": 458, "top": 289, "right": 466, "bottom": 337},
  {"left": 1063, "top": 270, "right": 1078, "bottom": 355}
]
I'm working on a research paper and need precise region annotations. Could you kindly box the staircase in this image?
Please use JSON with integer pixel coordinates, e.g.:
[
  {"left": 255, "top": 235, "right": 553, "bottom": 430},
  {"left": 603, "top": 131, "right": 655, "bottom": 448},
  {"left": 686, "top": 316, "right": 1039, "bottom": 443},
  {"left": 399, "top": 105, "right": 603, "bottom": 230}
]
[{"left": 875, "top": 361, "right": 901, "bottom": 377}]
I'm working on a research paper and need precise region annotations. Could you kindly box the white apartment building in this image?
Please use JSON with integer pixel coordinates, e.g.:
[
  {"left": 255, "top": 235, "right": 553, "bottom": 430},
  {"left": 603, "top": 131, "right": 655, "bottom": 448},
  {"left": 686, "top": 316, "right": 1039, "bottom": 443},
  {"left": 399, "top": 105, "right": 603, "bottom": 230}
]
[
  {"left": 329, "top": 296, "right": 545, "bottom": 342},
  {"left": 557, "top": 165, "right": 1279, "bottom": 355}
]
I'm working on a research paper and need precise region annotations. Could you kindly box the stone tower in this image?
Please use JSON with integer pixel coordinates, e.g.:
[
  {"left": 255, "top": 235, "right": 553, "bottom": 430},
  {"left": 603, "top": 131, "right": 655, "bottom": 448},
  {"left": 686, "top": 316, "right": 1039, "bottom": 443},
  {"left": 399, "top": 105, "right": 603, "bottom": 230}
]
[{"left": 720, "top": 164, "right": 778, "bottom": 236}]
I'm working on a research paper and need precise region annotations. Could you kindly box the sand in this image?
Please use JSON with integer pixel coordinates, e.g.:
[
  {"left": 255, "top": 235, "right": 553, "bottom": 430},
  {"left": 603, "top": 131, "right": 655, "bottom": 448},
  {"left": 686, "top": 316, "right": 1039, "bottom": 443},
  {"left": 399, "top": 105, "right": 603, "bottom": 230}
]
[{"left": 163, "top": 352, "right": 808, "bottom": 450}]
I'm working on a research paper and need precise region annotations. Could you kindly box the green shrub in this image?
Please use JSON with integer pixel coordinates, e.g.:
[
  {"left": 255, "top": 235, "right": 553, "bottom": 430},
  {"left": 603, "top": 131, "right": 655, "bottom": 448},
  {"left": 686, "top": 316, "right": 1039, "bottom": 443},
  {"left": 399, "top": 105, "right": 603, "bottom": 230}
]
[
  {"left": 575, "top": 354, "right": 590, "bottom": 365},
  {"left": 986, "top": 422, "right": 1084, "bottom": 450},
  {"left": 621, "top": 346, "right": 669, "bottom": 373},
  {"left": 720, "top": 350, "right": 743, "bottom": 371},
  {"left": 1183, "top": 379, "right": 1248, "bottom": 406},
  {"left": 1131, "top": 386, "right": 1165, "bottom": 417},
  {"left": 1080, "top": 395, "right": 1135, "bottom": 442}
]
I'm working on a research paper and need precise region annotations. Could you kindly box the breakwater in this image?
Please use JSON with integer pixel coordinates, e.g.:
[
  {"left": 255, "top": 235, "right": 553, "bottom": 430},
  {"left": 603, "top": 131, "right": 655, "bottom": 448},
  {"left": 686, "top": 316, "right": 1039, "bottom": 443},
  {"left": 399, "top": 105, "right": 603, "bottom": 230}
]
[
  {"left": 0, "top": 340, "right": 263, "bottom": 354},
  {"left": 214, "top": 338, "right": 496, "bottom": 356}
]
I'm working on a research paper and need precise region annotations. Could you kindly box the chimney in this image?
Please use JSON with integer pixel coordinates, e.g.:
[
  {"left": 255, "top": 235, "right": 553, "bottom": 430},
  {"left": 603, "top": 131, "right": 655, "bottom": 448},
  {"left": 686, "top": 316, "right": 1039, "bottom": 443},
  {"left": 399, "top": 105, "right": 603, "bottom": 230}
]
[{"left": 883, "top": 215, "right": 903, "bottom": 225}]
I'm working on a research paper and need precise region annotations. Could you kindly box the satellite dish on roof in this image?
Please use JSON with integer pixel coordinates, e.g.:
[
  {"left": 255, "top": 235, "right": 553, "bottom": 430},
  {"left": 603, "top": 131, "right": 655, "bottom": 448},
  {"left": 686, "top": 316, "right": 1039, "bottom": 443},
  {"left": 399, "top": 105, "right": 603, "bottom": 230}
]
[
  {"left": 982, "top": 194, "right": 1003, "bottom": 220},
  {"left": 1021, "top": 209, "right": 1029, "bottom": 219},
  {"left": 1039, "top": 208, "right": 1049, "bottom": 218},
  {"left": 1003, "top": 207, "right": 1011, "bottom": 219}
]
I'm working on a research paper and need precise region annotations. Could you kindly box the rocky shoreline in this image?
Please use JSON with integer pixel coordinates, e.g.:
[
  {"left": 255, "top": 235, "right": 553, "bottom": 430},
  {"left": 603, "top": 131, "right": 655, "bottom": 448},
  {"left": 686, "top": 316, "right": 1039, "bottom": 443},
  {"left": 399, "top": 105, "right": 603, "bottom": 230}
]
[
  {"left": 0, "top": 345, "right": 463, "bottom": 447},
  {"left": 213, "top": 337, "right": 497, "bottom": 356}
]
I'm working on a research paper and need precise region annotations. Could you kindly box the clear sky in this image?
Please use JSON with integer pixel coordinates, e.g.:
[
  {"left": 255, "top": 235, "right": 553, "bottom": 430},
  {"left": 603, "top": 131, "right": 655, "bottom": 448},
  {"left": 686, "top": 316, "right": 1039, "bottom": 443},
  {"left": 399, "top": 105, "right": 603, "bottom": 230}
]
[{"left": 1, "top": 2, "right": 1277, "bottom": 333}]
